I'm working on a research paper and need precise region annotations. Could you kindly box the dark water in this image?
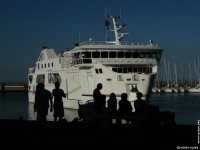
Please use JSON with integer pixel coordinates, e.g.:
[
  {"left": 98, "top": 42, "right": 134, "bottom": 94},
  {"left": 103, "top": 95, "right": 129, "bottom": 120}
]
[{"left": 0, "top": 92, "right": 200, "bottom": 125}]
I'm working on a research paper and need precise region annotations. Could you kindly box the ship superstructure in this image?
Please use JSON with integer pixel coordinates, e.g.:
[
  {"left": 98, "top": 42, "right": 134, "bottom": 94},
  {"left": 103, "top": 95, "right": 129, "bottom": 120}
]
[{"left": 28, "top": 15, "right": 163, "bottom": 110}]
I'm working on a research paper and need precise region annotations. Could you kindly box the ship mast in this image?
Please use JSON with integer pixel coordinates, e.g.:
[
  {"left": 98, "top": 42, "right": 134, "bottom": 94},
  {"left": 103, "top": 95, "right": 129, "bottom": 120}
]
[{"left": 105, "top": 15, "right": 128, "bottom": 45}]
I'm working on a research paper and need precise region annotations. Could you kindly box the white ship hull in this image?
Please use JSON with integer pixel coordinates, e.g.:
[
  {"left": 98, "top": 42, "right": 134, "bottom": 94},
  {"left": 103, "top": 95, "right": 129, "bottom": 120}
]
[{"left": 28, "top": 66, "right": 156, "bottom": 110}]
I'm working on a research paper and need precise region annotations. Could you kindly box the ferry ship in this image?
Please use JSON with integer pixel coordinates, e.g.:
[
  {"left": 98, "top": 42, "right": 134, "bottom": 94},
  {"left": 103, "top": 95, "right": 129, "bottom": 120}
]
[{"left": 28, "top": 15, "right": 163, "bottom": 111}]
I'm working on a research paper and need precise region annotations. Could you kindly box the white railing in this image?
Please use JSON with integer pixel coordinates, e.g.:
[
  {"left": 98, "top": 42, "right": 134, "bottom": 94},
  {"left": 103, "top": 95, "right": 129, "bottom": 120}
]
[{"left": 77, "top": 41, "right": 158, "bottom": 47}]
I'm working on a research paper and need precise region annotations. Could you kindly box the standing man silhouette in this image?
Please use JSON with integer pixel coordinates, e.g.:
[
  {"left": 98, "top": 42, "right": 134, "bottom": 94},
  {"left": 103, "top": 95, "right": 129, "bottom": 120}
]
[
  {"left": 93, "top": 83, "right": 103, "bottom": 111},
  {"left": 52, "top": 81, "right": 66, "bottom": 122},
  {"left": 34, "top": 83, "right": 53, "bottom": 122}
]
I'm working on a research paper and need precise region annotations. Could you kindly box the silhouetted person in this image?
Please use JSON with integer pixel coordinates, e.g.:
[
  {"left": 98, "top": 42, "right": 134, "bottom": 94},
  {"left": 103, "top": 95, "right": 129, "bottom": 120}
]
[
  {"left": 93, "top": 83, "right": 102, "bottom": 101},
  {"left": 134, "top": 92, "right": 147, "bottom": 115},
  {"left": 107, "top": 93, "right": 117, "bottom": 116},
  {"left": 93, "top": 83, "right": 103, "bottom": 111},
  {"left": 118, "top": 93, "right": 133, "bottom": 124},
  {"left": 34, "top": 83, "right": 53, "bottom": 122},
  {"left": 52, "top": 81, "right": 66, "bottom": 122}
]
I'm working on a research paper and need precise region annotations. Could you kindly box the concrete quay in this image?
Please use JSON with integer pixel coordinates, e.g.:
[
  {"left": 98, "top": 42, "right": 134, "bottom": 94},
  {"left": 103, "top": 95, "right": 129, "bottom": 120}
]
[
  {"left": 0, "top": 82, "right": 28, "bottom": 93},
  {"left": 0, "top": 119, "right": 198, "bottom": 149}
]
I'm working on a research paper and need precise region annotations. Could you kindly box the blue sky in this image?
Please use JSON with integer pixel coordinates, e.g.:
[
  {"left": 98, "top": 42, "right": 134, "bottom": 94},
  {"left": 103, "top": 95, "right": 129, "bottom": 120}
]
[{"left": 0, "top": 0, "right": 200, "bottom": 82}]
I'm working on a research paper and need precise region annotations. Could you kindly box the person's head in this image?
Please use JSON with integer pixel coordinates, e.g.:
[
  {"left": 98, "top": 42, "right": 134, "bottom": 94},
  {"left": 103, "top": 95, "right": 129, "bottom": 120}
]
[
  {"left": 55, "top": 81, "right": 60, "bottom": 89},
  {"left": 97, "top": 83, "right": 102, "bottom": 90},
  {"left": 101, "top": 94, "right": 106, "bottom": 101},
  {"left": 121, "top": 93, "right": 127, "bottom": 100},
  {"left": 136, "top": 92, "right": 143, "bottom": 99},
  {"left": 37, "top": 83, "right": 45, "bottom": 90},
  {"left": 110, "top": 93, "right": 116, "bottom": 99}
]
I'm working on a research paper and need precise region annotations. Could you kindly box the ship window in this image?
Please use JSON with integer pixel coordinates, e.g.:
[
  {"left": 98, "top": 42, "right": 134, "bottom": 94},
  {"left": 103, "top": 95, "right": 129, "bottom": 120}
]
[
  {"left": 95, "top": 69, "right": 99, "bottom": 74},
  {"left": 29, "top": 75, "right": 33, "bottom": 84},
  {"left": 156, "top": 52, "right": 161, "bottom": 60},
  {"left": 139, "top": 52, "right": 145, "bottom": 58},
  {"left": 118, "top": 68, "right": 122, "bottom": 73},
  {"left": 74, "top": 53, "right": 80, "bottom": 59},
  {"left": 82, "top": 52, "right": 91, "bottom": 58},
  {"left": 101, "top": 51, "right": 108, "bottom": 58},
  {"left": 125, "top": 52, "right": 132, "bottom": 58},
  {"left": 123, "top": 68, "right": 128, "bottom": 73},
  {"left": 133, "top": 68, "right": 137, "bottom": 73},
  {"left": 36, "top": 74, "right": 45, "bottom": 83},
  {"left": 48, "top": 73, "right": 61, "bottom": 84},
  {"left": 83, "top": 59, "right": 92, "bottom": 64},
  {"left": 146, "top": 52, "right": 152, "bottom": 58},
  {"left": 117, "top": 51, "right": 124, "bottom": 58},
  {"left": 152, "top": 52, "right": 157, "bottom": 58},
  {"left": 132, "top": 52, "right": 139, "bottom": 58},
  {"left": 112, "top": 68, "right": 117, "bottom": 72},
  {"left": 128, "top": 68, "right": 132, "bottom": 73},
  {"left": 99, "top": 69, "right": 103, "bottom": 73},
  {"left": 92, "top": 51, "right": 100, "bottom": 58},
  {"left": 109, "top": 52, "right": 116, "bottom": 58}
]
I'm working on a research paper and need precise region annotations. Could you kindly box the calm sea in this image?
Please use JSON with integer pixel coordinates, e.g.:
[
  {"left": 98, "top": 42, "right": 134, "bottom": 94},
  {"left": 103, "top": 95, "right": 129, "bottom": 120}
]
[{"left": 0, "top": 92, "right": 200, "bottom": 125}]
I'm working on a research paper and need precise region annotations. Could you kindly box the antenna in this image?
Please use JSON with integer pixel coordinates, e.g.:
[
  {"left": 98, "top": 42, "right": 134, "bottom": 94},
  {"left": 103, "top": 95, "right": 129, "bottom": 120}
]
[{"left": 120, "top": 8, "right": 122, "bottom": 18}]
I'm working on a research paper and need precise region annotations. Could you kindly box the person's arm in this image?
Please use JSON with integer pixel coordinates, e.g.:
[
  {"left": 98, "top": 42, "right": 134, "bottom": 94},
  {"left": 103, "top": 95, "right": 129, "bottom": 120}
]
[
  {"left": 49, "top": 93, "right": 53, "bottom": 112},
  {"left": 62, "top": 89, "right": 66, "bottom": 98}
]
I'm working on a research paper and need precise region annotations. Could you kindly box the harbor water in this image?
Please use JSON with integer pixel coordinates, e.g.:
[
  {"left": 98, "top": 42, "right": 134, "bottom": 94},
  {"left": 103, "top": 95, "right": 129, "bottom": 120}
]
[{"left": 0, "top": 92, "right": 200, "bottom": 125}]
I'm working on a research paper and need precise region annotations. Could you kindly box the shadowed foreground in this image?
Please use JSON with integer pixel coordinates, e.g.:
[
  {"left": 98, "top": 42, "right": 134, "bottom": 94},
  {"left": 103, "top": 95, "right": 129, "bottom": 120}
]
[{"left": 0, "top": 119, "right": 198, "bottom": 149}]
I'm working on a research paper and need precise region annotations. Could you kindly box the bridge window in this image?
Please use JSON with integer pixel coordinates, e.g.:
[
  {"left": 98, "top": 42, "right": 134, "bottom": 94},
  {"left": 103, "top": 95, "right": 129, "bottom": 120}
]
[
  {"left": 74, "top": 52, "right": 80, "bottom": 59},
  {"left": 139, "top": 52, "right": 145, "bottom": 58},
  {"left": 152, "top": 52, "right": 157, "bottom": 58},
  {"left": 125, "top": 52, "right": 132, "bottom": 58},
  {"left": 92, "top": 51, "right": 100, "bottom": 58},
  {"left": 82, "top": 52, "right": 91, "bottom": 58},
  {"left": 101, "top": 51, "right": 108, "bottom": 58},
  {"left": 109, "top": 52, "right": 116, "bottom": 58},
  {"left": 132, "top": 52, "right": 139, "bottom": 58},
  {"left": 146, "top": 52, "right": 152, "bottom": 58},
  {"left": 117, "top": 51, "right": 124, "bottom": 58}
]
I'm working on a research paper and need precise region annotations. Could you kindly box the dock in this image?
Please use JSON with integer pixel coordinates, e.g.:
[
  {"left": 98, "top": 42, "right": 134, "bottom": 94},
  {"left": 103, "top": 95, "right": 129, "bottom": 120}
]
[
  {"left": 0, "top": 119, "right": 198, "bottom": 149},
  {"left": 0, "top": 82, "right": 28, "bottom": 93}
]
